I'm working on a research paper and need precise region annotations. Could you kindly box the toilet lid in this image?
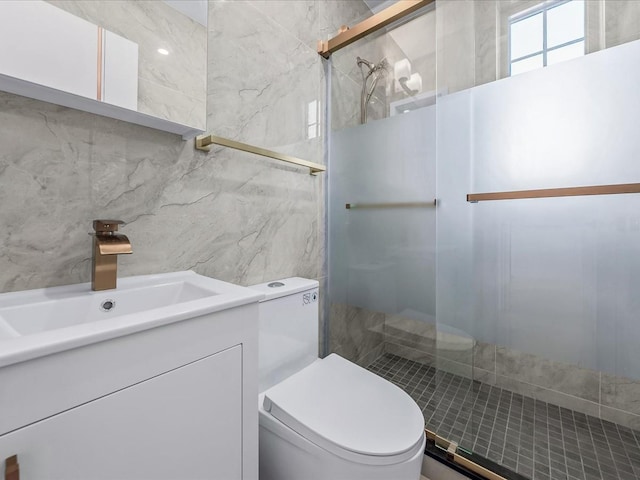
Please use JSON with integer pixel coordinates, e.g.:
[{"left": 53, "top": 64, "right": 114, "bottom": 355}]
[{"left": 263, "top": 354, "right": 425, "bottom": 459}]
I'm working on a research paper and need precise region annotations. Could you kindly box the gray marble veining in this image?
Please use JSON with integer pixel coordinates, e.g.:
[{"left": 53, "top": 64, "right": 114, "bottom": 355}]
[
  {"left": 0, "top": 0, "right": 376, "bottom": 296},
  {"left": 496, "top": 346, "right": 601, "bottom": 403},
  {"left": 604, "top": 0, "right": 640, "bottom": 48},
  {"left": 601, "top": 373, "right": 640, "bottom": 416},
  {"left": 248, "top": 0, "right": 321, "bottom": 52},
  {"left": 208, "top": 1, "right": 324, "bottom": 164},
  {"left": 137, "top": 78, "right": 206, "bottom": 131},
  {"left": 330, "top": 67, "right": 362, "bottom": 131},
  {"left": 329, "top": 302, "right": 384, "bottom": 364}
]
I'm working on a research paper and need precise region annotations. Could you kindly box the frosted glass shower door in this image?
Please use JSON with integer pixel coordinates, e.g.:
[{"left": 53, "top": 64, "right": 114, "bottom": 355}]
[
  {"left": 434, "top": 89, "right": 478, "bottom": 453},
  {"left": 329, "top": 105, "right": 438, "bottom": 378},
  {"left": 467, "top": 38, "right": 640, "bottom": 415},
  {"left": 436, "top": 35, "right": 640, "bottom": 478}
]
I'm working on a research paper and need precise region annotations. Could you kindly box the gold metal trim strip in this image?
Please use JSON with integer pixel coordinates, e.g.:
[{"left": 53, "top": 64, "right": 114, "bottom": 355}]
[
  {"left": 4, "top": 455, "right": 19, "bottom": 480},
  {"left": 195, "top": 134, "right": 326, "bottom": 175},
  {"left": 97, "top": 26, "right": 103, "bottom": 101},
  {"left": 317, "top": 0, "right": 434, "bottom": 58},
  {"left": 451, "top": 453, "right": 507, "bottom": 480},
  {"left": 346, "top": 200, "right": 437, "bottom": 209},
  {"left": 425, "top": 429, "right": 507, "bottom": 480},
  {"left": 467, "top": 183, "right": 640, "bottom": 203}
]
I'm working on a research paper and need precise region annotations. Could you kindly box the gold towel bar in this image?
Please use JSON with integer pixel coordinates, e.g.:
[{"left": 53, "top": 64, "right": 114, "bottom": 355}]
[
  {"left": 346, "top": 200, "right": 437, "bottom": 209},
  {"left": 467, "top": 183, "right": 640, "bottom": 203},
  {"left": 195, "top": 134, "right": 326, "bottom": 176}
]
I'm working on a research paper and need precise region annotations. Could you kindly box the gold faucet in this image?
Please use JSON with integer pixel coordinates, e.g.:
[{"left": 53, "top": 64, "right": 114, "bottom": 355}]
[{"left": 91, "top": 220, "right": 132, "bottom": 291}]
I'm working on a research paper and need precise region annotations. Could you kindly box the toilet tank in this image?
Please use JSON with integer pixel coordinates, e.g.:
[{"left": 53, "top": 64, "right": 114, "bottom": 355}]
[{"left": 249, "top": 278, "right": 319, "bottom": 392}]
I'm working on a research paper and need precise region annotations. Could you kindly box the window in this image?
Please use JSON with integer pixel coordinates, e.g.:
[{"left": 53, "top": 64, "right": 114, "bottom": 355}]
[{"left": 509, "top": 0, "right": 585, "bottom": 76}]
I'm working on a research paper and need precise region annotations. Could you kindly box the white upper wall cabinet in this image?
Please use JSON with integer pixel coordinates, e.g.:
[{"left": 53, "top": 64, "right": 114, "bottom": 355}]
[
  {"left": 0, "top": 1, "right": 98, "bottom": 99},
  {"left": 102, "top": 30, "right": 139, "bottom": 111},
  {"left": 0, "top": 1, "right": 205, "bottom": 139}
]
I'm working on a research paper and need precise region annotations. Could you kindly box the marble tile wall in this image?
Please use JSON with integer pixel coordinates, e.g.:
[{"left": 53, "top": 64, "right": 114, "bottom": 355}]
[
  {"left": 208, "top": 0, "right": 375, "bottom": 357},
  {"left": 0, "top": 0, "right": 374, "bottom": 355},
  {"left": 383, "top": 314, "right": 640, "bottom": 430},
  {"left": 0, "top": 95, "right": 321, "bottom": 290},
  {"left": 436, "top": 0, "right": 477, "bottom": 95},
  {"left": 49, "top": 0, "right": 207, "bottom": 130},
  {"left": 208, "top": 1, "right": 324, "bottom": 164},
  {"left": 604, "top": 0, "right": 640, "bottom": 48},
  {"left": 328, "top": 303, "right": 385, "bottom": 367}
]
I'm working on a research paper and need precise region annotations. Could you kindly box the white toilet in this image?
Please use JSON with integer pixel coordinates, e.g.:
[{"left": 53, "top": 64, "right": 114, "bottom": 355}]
[{"left": 249, "top": 278, "right": 426, "bottom": 480}]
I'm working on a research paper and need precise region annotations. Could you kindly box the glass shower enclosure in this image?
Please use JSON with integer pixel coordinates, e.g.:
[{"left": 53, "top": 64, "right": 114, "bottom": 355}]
[{"left": 326, "top": 1, "right": 640, "bottom": 479}]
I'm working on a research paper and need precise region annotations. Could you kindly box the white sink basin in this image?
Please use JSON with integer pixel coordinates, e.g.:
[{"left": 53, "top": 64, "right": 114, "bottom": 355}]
[{"left": 0, "top": 271, "right": 264, "bottom": 367}]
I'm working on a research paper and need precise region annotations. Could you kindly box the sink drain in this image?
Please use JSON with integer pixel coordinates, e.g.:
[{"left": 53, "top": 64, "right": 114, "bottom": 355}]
[{"left": 100, "top": 299, "right": 116, "bottom": 312}]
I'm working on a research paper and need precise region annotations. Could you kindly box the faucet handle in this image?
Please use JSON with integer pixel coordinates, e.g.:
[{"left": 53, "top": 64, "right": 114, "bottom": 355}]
[{"left": 93, "top": 220, "right": 125, "bottom": 233}]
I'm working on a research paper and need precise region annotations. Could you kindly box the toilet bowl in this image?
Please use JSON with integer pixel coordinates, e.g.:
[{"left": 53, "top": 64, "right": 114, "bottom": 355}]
[{"left": 250, "top": 278, "right": 425, "bottom": 480}]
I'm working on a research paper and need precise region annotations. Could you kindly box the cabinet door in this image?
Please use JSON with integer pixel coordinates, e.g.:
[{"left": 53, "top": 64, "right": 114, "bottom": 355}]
[
  {"left": 0, "top": 1, "right": 98, "bottom": 99},
  {"left": 102, "top": 30, "right": 139, "bottom": 110},
  {"left": 0, "top": 345, "right": 243, "bottom": 480}
]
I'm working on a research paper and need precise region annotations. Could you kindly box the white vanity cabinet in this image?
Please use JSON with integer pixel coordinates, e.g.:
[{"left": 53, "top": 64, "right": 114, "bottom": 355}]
[
  {"left": 0, "top": 273, "right": 261, "bottom": 480},
  {"left": 0, "top": 347, "right": 242, "bottom": 479}
]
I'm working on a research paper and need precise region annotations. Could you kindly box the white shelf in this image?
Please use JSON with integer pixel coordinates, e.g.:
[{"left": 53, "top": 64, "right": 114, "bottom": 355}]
[{"left": 0, "top": 73, "right": 204, "bottom": 140}]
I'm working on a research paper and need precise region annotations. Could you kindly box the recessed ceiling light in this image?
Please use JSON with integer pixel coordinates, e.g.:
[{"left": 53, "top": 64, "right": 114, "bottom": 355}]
[{"left": 157, "top": 48, "right": 169, "bottom": 55}]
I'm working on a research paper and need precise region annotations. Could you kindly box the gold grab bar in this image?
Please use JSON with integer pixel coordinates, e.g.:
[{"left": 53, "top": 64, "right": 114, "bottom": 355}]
[
  {"left": 346, "top": 200, "right": 437, "bottom": 209},
  {"left": 317, "top": 0, "right": 434, "bottom": 58},
  {"left": 467, "top": 183, "right": 640, "bottom": 203},
  {"left": 195, "top": 134, "right": 326, "bottom": 176}
]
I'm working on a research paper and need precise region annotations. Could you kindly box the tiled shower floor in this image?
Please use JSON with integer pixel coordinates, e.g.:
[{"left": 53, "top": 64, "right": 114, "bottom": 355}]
[{"left": 367, "top": 354, "right": 640, "bottom": 480}]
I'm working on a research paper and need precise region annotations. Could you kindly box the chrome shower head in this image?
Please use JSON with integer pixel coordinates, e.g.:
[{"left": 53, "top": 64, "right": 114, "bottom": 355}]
[
  {"left": 356, "top": 56, "right": 388, "bottom": 124},
  {"left": 356, "top": 56, "right": 373, "bottom": 69},
  {"left": 357, "top": 56, "right": 388, "bottom": 75}
]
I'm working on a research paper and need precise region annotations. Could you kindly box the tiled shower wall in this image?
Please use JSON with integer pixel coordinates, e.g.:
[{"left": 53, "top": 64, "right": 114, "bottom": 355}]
[
  {"left": 329, "top": 303, "right": 385, "bottom": 367},
  {"left": 0, "top": 0, "right": 372, "bottom": 315}
]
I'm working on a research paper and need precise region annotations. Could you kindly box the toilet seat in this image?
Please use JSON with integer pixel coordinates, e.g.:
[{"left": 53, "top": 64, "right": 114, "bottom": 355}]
[{"left": 262, "top": 354, "right": 425, "bottom": 466}]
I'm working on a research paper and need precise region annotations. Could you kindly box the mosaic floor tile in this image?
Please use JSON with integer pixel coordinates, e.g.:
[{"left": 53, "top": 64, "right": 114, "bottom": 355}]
[{"left": 367, "top": 354, "right": 640, "bottom": 480}]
